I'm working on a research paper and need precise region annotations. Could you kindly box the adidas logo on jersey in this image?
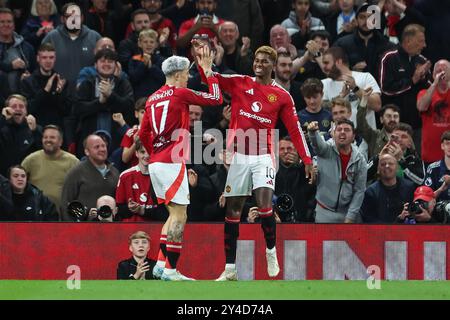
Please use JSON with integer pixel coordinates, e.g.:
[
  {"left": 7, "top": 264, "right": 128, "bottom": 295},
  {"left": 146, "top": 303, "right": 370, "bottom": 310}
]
[
  {"left": 246, "top": 88, "right": 254, "bottom": 95},
  {"left": 132, "top": 183, "right": 139, "bottom": 190}
]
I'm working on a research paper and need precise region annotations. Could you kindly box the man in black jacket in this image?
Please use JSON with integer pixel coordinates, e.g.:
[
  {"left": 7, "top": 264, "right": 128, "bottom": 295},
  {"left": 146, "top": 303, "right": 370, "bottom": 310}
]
[
  {"left": 117, "top": 9, "right": 151, "bottom": 72},
  {"left": 0, "top": 94, "right": 42, "bottom": 176},
  {"left": 0, "top": 8, "right": 35, "bottom": 92},
  {"left": 74, "top": 48, "right": 134, "bottom": 158},
  {"left": 117, "top": 231, "right": 157, "bottom": 280},
  {"left": 334, "top": 2, "right": 395, "bottom": 79},
  {"left": 0, "top": 165, "right": 58, "bottom": 221},
  {"left": 379, "top": 24, "right": 432, "bottom": 151},
  {"left": 275, "top": 136, "right": 316, "bottom": 222},
  {"left": 361, "top": 153, "right": 415, "bottom": 223},
  {"left": 20, "top": 42, "right": 71, "bottom": 132}
]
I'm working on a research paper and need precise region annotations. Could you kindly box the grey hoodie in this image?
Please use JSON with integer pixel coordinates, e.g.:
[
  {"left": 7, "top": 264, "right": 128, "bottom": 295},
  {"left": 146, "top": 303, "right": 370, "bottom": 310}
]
[
  {"left": 281, "top": 11, "right": 325, "bottom": 37},
  {"left": 309, "top": 130, "right": 367, "bottom": 222},
  {"left": 42, "top": 25, "right": 101, "bottom": 91}
]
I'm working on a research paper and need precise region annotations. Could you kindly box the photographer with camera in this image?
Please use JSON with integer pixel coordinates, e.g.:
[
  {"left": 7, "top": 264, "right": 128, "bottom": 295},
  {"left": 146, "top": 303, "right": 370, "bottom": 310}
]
[
  {"left": 274, "top": 136, "right": 316, "bottom": 222},
  {"left": 88, "top": 195, "right": 119, "bottom": 222},
  {"left": 66, "top": 194, "right": 119, "bottom": 222},
  {"left": 60, "top": 134, "right": 119, "bottom": 221},
  {"left": 397, "top": 185, "right": 447, "bottom": 224}
]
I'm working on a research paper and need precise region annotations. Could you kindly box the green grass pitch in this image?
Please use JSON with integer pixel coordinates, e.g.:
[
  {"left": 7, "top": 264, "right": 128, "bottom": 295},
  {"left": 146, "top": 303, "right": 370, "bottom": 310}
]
[{"left": 1, "top": 280, "right": 450, "bottom": 300}]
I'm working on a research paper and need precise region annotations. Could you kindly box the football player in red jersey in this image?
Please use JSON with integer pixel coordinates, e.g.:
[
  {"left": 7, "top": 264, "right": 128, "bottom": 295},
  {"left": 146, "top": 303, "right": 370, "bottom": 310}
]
[
  {"left": 204, "top": 46, "right": 314, "bottom": 281},
  {"left": 139, "top": 46, "right": 222, "bottom": 281}
]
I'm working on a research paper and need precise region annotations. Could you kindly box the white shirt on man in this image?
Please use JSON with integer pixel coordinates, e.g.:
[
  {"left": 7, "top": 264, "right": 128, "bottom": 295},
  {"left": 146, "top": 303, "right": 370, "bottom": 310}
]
[{"left": 322, "top": 71, "right": 381, "bottom": 129}]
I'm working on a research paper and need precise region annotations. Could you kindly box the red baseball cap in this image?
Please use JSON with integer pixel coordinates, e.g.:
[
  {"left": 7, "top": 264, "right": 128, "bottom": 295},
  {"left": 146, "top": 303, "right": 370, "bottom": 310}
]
[{"left": 413, "top": 186, "right": 435, "bottom": 202}]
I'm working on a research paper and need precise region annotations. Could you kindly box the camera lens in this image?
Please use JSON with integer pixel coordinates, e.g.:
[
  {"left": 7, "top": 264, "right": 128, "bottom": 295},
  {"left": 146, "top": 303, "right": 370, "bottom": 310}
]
[
  {"left": 97, "top": 205, "right": 113, "bottom": 218},
  {"left": 67, "top": 201, "right": 88, "bottom": 221}
]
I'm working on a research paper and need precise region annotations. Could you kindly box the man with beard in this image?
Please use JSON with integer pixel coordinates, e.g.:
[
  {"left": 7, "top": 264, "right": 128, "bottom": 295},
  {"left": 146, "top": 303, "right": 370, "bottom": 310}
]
[
  {"left": 0, "top": 94, "right": 42, "bottom": 176},
  {"left": 356, "top": 103, "right": 400, "bottom": 159},
  {"left": 21, "top": 124, "right": 79, "bottom": 218},
  {"left": 42, "top": 2, "right": 101, "bottom": 92},
  {"left": 20, "top": 42, "right": 70, "bottom": 131},
  {"left": 308, "top": 119, "right": 367, "bottom": 223},
  {"left": 275, "top": 50, "right": 304, "bottom": 110},
  {"left": 321, "top": 46, "right": 381, "bottom": 130},
  {"left": 334, "top": 2, "right": 395, "bottom": 78}
]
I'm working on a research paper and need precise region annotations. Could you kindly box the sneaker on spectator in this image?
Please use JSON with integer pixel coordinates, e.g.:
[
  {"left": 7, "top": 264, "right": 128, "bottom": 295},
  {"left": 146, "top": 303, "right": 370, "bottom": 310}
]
[
  {"left": 266, "top": 247, "right": 280, "bottom": 277},
  {"left": 152, "top": 265, "right": 164, "bottom": 279},
  {"left": 215, "top": 268, "right": 238, "bottom": 281},
  {"left": 161, "top": 270, "right": 195, "bottom": 281}
]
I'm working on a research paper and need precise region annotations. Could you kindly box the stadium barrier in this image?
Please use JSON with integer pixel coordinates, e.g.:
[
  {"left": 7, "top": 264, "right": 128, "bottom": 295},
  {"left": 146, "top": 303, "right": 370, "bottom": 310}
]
[{"left": 0, "top": 223, "right": 449, "bottom": 280}]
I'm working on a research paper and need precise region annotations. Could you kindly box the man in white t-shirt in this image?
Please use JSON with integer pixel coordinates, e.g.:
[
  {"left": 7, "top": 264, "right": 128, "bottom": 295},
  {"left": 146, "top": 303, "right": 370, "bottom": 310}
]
[{"left": 321, "top": 46, "right": 381, "bottom": 129}]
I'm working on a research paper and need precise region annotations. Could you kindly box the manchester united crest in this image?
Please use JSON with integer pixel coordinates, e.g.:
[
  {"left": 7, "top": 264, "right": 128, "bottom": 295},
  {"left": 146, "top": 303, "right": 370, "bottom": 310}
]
[{"left": 268, "top": 94, "right": 277, "bottom": 103}]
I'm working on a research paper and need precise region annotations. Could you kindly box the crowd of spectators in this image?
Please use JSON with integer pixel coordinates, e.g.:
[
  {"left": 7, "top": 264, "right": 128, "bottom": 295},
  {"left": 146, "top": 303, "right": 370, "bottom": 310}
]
[{"left": 1, "top": 0, "right": 450, "bottom": 224}]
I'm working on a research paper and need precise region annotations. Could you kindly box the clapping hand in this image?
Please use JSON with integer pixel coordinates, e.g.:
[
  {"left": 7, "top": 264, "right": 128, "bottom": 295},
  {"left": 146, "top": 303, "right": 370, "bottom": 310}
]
[
  {"left": 240, "top": 37, "right": 251, "bottom": 57},
  {"left": 99, "top": 78, "right": 113, "bottom": 103},
  {"left": 134, "top": 260, "right": 150, "bottom": 279}
]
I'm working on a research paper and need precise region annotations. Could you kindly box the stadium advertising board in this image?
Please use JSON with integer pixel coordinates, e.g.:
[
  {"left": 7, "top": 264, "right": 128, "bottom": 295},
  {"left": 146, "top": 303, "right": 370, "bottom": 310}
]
[{"left": 0, "top": 223, "right": 448, "bottom": 280}]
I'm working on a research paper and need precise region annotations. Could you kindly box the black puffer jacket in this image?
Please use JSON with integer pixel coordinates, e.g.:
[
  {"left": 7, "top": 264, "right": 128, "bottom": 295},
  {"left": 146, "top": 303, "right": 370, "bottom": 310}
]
[
  {"left": 0, "top": 116, "right": 42, "bottom": 176},
  {"left": 0, "top": 181, "right": 58, "bottom": 221}
]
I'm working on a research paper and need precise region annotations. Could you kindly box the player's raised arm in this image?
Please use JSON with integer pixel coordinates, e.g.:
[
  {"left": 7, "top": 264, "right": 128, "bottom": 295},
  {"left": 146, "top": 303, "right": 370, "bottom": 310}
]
[
  {"left": 185, "top": 45, "right": 223, "bottom": 106},
  {"left": 279, "top": 95, "right": 313, "bottom": 166},
  {"left": 195, "top": 41, "right": 244, "bottom": 93},
  {"left": 280, "top": 99, "right": 314, "bottom": 182}
]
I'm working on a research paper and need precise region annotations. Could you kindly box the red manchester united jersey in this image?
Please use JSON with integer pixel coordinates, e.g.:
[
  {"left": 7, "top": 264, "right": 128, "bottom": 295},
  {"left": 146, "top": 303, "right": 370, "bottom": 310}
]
[
  {"left": 116, "top": 165, "right": 153, "bottom": 222},
  {"left": 139, "top": 76, "right": 222, "bottom": 163},
  {"left": 206, "top": 73, "right": 312, "bottom": 164}
]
